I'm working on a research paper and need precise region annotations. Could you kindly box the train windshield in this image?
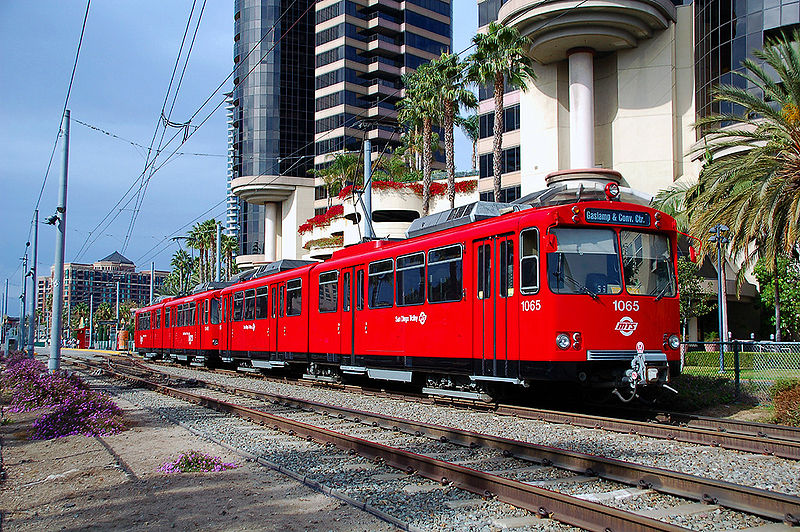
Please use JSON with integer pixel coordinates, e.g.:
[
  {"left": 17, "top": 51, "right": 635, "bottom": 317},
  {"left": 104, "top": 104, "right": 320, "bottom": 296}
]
[
  {"left": 546, "top": 228, "right": 622, "bottom": 296},
  {"left": 620, "top": 231, "right": 676, "bottom": 298}
]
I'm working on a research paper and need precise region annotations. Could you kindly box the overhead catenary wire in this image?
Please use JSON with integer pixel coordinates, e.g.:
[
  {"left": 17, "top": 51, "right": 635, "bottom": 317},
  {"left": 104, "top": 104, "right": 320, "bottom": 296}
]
[
  {"left": 86, "top": 0, "right": 593, "bottom": 267},
  {"left": 122, "top": 0, "right": 209, "bottom": 252},
  {"left": 73, "top": 0, "right": 306, "bottom": 263}
]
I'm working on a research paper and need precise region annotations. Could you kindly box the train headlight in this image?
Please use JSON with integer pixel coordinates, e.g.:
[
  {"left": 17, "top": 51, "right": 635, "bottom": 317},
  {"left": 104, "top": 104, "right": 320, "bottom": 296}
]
[
  {"left": 668, "top": 334, "right": 680, "bottom": 350},
  {"left": 556, "top": 333, "right": 570, "bottom": 350}
]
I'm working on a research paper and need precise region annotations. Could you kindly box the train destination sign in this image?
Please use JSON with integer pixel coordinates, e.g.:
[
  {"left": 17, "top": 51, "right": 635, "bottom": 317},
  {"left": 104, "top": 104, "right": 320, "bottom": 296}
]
[{"left": 584, "top": 208, "right": 650, "bottom": 227}]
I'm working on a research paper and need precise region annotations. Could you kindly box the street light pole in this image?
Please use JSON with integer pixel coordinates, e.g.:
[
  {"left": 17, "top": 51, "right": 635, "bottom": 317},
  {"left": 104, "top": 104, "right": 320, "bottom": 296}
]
[
  {"left": 709, "top": 224, "right": 730, "bottom": 372},
  {"left": 19, "top": 253, "right": 28, "bottom": 352},
  {"left": 28, "top": 209, "right": 39, "bottom": 357},
  {"left": 49, "top": 109, "right": 70, "bottom": 372}
]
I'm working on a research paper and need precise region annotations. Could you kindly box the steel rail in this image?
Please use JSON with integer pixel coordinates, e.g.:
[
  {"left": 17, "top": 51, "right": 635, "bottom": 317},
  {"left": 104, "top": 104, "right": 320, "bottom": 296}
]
[
  {"left": 78, "top": 362, "right": 692, "bottom": 532},
  {"left": 133, "top": 353, "right": 800, "bottom": 449},
  {"left": 491, "top": 404, "right": 800, "bottom": 461},
  {"left": 70, "top": 356, "right": 800, "bottom": 526}
]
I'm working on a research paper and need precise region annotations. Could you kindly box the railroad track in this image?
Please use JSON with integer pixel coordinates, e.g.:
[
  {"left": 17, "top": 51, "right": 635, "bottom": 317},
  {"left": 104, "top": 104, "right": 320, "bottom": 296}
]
[
  {"left": 66, "top": 355, "right": 800, "bottom": 531},
  {"left": 65, "top": 350, "right": 800, "bottom": 461}
]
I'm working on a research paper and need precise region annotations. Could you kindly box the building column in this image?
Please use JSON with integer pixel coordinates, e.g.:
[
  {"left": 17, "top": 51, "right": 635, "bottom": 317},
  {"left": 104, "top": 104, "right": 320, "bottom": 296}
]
[
  {"left": 568, "top": 48, "right": 595, "bottom": 169},
  {"left": 264, "top": 202, "right": 278, "bottom": 263}
]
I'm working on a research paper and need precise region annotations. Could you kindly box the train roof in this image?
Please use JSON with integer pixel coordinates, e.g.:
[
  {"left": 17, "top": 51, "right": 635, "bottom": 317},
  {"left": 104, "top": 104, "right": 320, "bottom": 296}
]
[{"left": 406, "top": 201, "right": 531, "bottom": 239}]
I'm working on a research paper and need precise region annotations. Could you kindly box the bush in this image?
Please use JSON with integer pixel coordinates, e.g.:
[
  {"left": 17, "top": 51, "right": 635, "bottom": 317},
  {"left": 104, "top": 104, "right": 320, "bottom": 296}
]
[
  {"left": 158, "top": 450, "right": 238, "bottom": 473},
  {"left": 31, "top": 388, "right": 125, "bottom": 439},
  {"left": 770, "top": 379, "right": 800, "bottom": 400},
  {"left": 2, "top": 352, "right": 125, "bottom": 439},
  {"left": 773, "top": 382, "right": 800, "bottom": 426}
]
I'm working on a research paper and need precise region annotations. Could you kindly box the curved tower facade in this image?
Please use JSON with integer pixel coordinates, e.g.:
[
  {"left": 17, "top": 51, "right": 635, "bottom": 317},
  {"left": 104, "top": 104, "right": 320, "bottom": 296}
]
[{"left": 232, "top": 0, "right": 316, "bottom": 265}]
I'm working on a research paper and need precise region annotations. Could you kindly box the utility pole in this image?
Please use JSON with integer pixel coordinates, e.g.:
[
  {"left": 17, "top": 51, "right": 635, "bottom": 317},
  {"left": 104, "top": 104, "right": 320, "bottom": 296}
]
[
  {"left": 363, "top": 137, "right": 374, "bottom": 240},
  {"left": 20, "top": 254, "right": 28, "bottom": 351},
  {"left": 28, "top": 209, "right": 39, "bottom": 356},
  {"left": 88, "top": 294, "right": 93, "bottom": 350},
  {"left": 49, "top": 109, "right": 70, "bottom": 372},
  {"left": 216, "top": 223, "right": 221, "bottom": 283},
  {"left": 150, "top": 262, "right": 154, "bottom": 304},
  {"left": 1, "top": 278, "right": 6, "bottom": 345},
  {"left": 115, "top": 280, "right": 120, "bottom": 349}
]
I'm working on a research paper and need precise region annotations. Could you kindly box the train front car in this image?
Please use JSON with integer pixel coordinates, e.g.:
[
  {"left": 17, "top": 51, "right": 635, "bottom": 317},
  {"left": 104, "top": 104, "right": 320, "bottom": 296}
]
[{"left": 521, "top": 200, "right": 681, "bottom": 401}]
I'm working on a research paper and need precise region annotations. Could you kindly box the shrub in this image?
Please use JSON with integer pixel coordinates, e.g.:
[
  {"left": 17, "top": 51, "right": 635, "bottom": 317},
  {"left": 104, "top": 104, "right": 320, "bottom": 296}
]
[
  {"left": 773, "top": 382, "right": 800, "bottom": 426},
  {"left": 770, "top": 378, "right": 800, "bottom": 400},
  {"left": 158, "top": 450, "right": 238, "bottom": 473},
  {"left": 31, "top": 388, "right": 125, "bottom": 439},
  {"left": 2, "top": 353, "right": 125, "bottom": 439}
]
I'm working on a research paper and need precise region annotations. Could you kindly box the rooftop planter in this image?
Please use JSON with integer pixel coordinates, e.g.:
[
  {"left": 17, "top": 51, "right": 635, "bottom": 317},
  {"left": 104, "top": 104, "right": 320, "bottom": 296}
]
[
  {"left": 298, "top": 204, "right": 344, "bottom": 235},
  {"left": 338, "top": 180, "right": 477, "bottom": 200},
  {"left": 302, "top": 235, "right": 344, "bottom": 251}
]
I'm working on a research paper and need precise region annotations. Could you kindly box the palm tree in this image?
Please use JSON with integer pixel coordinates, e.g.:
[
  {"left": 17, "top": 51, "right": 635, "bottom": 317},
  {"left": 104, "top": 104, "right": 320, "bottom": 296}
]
[
  {"left": 200, "top": 219, "right": 219, "bottom": 282},
  {"left": 170, "top": 249, "right": 193, "bottom": 293},
  {"left": 677, "top": 31, "right": 800, "bottom": 340},
  {"left": 186, "top": 223, "right": 204, "bottom": 283},
  {"left": 398, "top": 62, "right": 440, "bottom": 215},
  {"left": 459, "top": 113, "right": 479, "bottom": 172},
  {"left": 220, "top": 234, "right": 238, "bottom": 280},
  {"left": 467, "top": 22, "right": 536, "bottom": 201},
  {"left": 430, "top": 53, "right": 478, "bottom": 209},
  {"left": 310, "top": 153, "right": 362, "bottom": 205}
]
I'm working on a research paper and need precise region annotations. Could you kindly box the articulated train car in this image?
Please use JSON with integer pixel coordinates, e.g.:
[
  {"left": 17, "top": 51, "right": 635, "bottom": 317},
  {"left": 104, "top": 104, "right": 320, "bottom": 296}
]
[{"left": 136, "top": 190, "right": 681, "bottom": 400}]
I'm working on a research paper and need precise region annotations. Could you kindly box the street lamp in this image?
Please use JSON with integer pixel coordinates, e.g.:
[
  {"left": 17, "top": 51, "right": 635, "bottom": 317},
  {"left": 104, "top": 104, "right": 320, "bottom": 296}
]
[{"left": 709, "top": 224, "right": 730, "bottom": 372}]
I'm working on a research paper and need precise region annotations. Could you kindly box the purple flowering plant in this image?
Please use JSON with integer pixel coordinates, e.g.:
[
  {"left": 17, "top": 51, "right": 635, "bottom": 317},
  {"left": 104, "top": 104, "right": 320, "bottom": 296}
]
[
  {"left": 2, "top": 353, "right": 125, "bottom": 439},
  {"left": 158, "top": 450, "right": 238, "bottom": 473}
]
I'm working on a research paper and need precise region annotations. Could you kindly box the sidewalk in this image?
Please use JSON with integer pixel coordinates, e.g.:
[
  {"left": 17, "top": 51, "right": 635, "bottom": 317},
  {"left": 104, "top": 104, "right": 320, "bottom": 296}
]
[{"left": 1, "top": 385, "right": 397, "bottom": 531}]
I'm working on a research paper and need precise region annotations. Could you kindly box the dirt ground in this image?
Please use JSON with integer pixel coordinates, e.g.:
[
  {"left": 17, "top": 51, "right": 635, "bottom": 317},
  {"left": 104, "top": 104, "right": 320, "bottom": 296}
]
[{"left": 0, "top": 391, "right": 398, "bottom": 531}]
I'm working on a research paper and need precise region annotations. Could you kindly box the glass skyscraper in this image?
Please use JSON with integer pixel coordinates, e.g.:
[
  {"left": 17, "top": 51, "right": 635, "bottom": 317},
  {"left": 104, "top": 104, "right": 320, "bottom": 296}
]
[{"left": 232, "top": 0, "right": 315, "bottom": 256}]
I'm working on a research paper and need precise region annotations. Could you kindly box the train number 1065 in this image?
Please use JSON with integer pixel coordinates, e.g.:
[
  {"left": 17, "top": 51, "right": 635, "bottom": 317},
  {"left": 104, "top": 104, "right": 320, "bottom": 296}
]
[
  {"left": 613, "top": 300, "right": 639, "bottom": 312},
  {"left": 521, "top": 300, "right": 542, "bottom": 312}
]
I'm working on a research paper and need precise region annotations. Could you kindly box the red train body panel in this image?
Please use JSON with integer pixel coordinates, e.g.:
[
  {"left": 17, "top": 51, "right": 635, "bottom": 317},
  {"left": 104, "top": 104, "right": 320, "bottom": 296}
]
[{"left": 135, "top": 198, "right": 681, "bottom": 395}]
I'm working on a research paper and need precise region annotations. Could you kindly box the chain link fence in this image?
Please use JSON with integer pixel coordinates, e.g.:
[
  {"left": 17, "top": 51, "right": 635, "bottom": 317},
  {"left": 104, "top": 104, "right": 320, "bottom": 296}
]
[{"left": 681, "top": 341, "right": 800, "bottom": 402}]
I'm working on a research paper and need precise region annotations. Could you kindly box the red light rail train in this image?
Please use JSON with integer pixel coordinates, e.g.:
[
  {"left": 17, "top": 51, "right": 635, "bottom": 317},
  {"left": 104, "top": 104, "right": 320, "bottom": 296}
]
[{"left": 135, "top": 187, "right": 681, "bottom": 401}]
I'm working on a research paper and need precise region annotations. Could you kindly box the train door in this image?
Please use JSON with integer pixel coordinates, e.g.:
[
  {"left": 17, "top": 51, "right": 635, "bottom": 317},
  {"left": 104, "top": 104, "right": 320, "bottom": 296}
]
[
  {"left": 340, "top": 266, "right": 365, "bottom": 366},
  {"left": 472, "top": 234, "right": 517, "bottom": 378},
  {"left": 267, "top": 284, "right": 278, "bottom": 355},
  {"left": 339, "top": 267, "right": 355, "bottom": 365}
]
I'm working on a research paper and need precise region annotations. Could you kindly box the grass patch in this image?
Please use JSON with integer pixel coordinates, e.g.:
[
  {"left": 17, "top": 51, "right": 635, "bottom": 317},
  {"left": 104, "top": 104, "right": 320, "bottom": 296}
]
[{"left": 653, "top": 373, "right": 757, "bottom": 412}]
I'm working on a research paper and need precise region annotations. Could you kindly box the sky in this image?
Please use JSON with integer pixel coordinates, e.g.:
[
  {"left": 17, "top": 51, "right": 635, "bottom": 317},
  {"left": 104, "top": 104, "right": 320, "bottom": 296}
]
[{"left": 0, "top": 1, "right": 477, "bottom": 313}]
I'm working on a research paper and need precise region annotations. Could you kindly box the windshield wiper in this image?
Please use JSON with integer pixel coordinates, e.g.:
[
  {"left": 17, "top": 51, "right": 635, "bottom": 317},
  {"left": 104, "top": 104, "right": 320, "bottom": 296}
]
[
  {"left": 563, "top": 273, "right": 598, "bottom": 299},
  {"left": 654, "top": 281, "right": 673, "bottom": 301}
]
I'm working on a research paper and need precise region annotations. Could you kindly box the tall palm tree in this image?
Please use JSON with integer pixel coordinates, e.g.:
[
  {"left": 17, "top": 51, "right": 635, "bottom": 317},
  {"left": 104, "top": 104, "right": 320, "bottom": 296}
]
[
  {"left": 310, "top": 153, "right": 361, "bottom": 205},
  {"left": 170, "top": 249, "right": 193, "bottom": 293},
  {"left": 186, "top": 223, "right": 204, "bottom": 283},
  {"left": 200, "top": 219, "right": 219, "bottom": 282},
  {"left": 459, "top": 113, "right": 480, "bottom": 172},
  {"left": 678, "top": 31, "right": 800, "bottom": 340},
  {"left": 431, "top": 53, "right": 478, "bottom": 209},
  {"left": 467, "top": 22, "right": 536, "bottom": 202},
  {"left": 220, "top": 234, "right": 238, "bottom": 280},
  {"left": 398, "top": 62, "right": 440, "bottom": 215}
]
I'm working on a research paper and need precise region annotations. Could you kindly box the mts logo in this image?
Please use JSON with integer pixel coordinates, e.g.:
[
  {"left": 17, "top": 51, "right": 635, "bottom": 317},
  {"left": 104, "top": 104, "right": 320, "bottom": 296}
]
[{"left": 615, "top": 316, "right": 638, "bottom": 336}]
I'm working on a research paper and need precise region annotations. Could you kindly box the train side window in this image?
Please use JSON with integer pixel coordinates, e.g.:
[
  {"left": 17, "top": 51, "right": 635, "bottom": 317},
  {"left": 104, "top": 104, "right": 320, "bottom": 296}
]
[
  {"left": 368, "top": 259, "right": 394, "bottom": 309},
  {"left": 356, "top": 270, "right": 364, "bottom": 310},
  {"left": 428, "top": 245, "right": 463, "bottom": 303},
  {"left": 192, "top": 304, "right": 197, "bottom": 326},
  {"left": 520, "top": 228, "right": 540, "bottom": 294},
  {"left": 279, "top": 286, "right": 285, "bottom": 317},
  {"left": 244, "top": 289, "right": 256, "bottom": 320},
  {"left": 203, "top": 300, "right": 209, "bottom": 325},
  {"left": 477, "top": 244, "right": 491, "bottom": 299},
  {"left": 396, "top": 252, "right": 424, "bottom": 306},
  {"left": 255, "top": 287, "right": 269, "bottom": 319},
  {"left": 319, "top": 271, "right": 338, "bottom": 313},
  {"left": 210, "top": 298, "right": 220, "bottom": 325},
  {"left": 272, "top": 287, "right": 277, "bottom": 318},
  {"left": 156, "top": 309, "right": 161, "bottom": 328},
  {"left": 499, "top": 240, "right": 514, "bottom": 298},
  {"left": 233, "top": 291, "right": 244, "bottom": 321},
  {"left": 286, "top": 278, "right": 302, "bottom": 316},
  {"left": 343, "top": 271, "right": 351, "bottom": 311}
]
